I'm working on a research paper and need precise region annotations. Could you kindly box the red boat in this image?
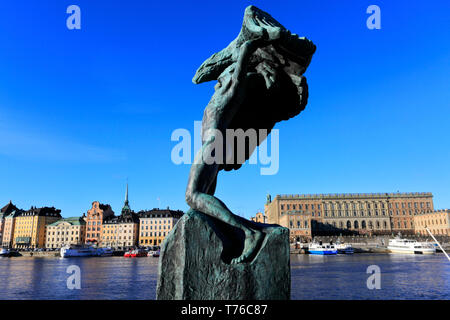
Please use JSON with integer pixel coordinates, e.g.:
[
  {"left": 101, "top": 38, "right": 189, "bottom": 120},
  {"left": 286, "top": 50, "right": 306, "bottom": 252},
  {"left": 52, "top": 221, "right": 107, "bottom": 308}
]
[{"left": 124, "top": 248, "right": 147, "bottom": 258}]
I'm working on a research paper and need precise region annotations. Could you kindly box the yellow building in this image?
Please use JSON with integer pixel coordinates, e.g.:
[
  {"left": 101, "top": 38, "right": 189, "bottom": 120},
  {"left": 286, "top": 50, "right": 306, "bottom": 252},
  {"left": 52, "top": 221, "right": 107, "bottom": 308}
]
[
  {"left": 414, "top": 209, "right": 450, "bottom": 236},
  {"left": 45, "top": 217, "right": 86, "bottom": 248},
  {"left": 13, "top": 207, "right": 62, "bottom": 249},
  {"left": 138, "top": 208, "right": 183, "bottom": 246}
]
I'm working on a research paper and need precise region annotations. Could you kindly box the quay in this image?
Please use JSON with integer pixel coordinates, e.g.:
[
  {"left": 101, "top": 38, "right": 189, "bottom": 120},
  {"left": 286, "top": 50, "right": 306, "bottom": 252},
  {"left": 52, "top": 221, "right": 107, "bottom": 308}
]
[{"left": 290, "top": 235, "right": 450, "bottom": 254}]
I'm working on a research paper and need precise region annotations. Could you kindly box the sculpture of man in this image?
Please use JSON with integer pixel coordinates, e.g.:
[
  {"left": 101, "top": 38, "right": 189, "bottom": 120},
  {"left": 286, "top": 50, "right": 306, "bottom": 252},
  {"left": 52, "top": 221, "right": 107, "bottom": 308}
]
[{"left": 185, "top": 6, "right": 315, "bottom": 264}]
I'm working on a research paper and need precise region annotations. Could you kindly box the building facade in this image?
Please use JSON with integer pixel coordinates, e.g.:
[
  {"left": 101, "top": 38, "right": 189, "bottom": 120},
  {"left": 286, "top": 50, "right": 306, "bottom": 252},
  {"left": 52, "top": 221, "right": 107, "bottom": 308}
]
[
  {"left": 1, "top": 209, "right": 23, "bottom": 248},
  {"left": 414, "top": 209, "right": 450, "bottom": 236},
  {"left": 102, "top": 185, "right": 139, "bottom": 249},
  {"left": 265, "top": 192, "right": 434, "bottom": 238},
  {"left": 279, "top": 210, "right": 312, "bottom": 241},
  {"left": 250, "top": 212, "right": 266, "bottom": 224},
  {"left": 13, "top": 207, "right": 62, "bottom": 249},
  {"left": 85, "top": 201, "right": 114, "bottom": 246},
  {"left": 0, "top": 201, "right": 18, "bottom": 246},
  {"left": 45, "top": 217, "right": 86, "bottom": 248},
  {"left": 138, "top": 208, "right": 183, "bottom": 246}
]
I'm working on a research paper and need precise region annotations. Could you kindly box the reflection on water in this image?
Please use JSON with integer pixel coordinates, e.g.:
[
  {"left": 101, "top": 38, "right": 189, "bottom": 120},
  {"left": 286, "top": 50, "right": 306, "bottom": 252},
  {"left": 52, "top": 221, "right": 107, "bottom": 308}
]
[
  {"left": 0, "top": 257, "right": 159, "bottom": 300},
  {"left": 290, "top": 253, "right": 450, "bottom": 299},
  {"left": 0, "top": 254, "right": 449, "bottom": 300}
]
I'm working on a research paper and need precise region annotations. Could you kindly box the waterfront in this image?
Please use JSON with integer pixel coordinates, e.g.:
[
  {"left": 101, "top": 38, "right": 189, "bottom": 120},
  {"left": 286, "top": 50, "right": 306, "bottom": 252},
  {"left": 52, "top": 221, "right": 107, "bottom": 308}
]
[{"left": 0, "top": 254, "right": 449, "bottom": 300}]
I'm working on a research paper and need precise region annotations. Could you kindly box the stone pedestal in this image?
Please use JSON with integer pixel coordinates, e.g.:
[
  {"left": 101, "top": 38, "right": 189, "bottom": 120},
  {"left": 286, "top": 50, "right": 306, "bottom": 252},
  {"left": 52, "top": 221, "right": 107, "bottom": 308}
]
[{"left": 156, "top": 209, "right": 290, "bottom": 300}]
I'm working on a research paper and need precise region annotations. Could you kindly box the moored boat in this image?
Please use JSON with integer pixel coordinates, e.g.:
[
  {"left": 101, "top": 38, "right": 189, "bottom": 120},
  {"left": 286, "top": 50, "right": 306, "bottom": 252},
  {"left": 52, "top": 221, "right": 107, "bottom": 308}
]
[
  {"left": 151, "top": 250, "right": 160, "bottom": 257},
  {"left": 0, "top": 248, "right": 11, "bottom": 257},
  {"left": 336, "top": 242, "right": 354, "bottom": 254},
  {"left": 124, "top": 248, "right": 147, "bottom": 258},
  {"left": 60, "top": 245, "right": 97, "bottom": 258},
  {"left": 96, "top": 247, "right": 114, "bottom": 257},
  {"left": 388, "top": 237, "right": 436, "bottom": 254},
  {"left": 308, "top": 241, "right": 337, "bottom": 255}
]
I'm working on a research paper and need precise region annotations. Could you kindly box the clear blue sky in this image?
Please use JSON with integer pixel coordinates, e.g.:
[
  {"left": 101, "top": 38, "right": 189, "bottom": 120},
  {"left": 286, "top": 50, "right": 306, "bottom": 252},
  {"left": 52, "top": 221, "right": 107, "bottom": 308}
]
[{"left": 0, "top": 1, "right": 449, "bottom": 218}]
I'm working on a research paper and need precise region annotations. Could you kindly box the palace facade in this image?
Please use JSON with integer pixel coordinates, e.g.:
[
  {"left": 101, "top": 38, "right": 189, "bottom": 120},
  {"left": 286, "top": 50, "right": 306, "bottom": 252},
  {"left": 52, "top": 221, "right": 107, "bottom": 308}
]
[{"left": 265, "top": 192, "right": 434, "bottom": 240}]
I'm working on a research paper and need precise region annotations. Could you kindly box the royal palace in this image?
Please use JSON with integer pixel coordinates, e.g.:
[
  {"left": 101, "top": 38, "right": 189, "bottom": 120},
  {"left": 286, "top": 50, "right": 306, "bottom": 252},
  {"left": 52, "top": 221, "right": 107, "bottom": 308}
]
[{"left": 264, "top": 192, "right": 435, "bottom": 241}]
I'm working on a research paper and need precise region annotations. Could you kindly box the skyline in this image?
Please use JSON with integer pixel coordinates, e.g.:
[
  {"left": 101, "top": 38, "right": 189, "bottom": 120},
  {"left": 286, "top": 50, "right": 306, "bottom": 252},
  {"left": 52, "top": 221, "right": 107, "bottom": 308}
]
[{"left": 1, "top": 1, "right": 449, "bottom": 218}]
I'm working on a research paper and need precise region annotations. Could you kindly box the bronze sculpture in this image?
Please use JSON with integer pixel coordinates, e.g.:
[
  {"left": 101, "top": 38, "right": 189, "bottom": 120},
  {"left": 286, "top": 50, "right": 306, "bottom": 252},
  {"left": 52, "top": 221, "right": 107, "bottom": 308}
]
[{"left": 185, "top": 5, "right": 316, "bottom": 264}]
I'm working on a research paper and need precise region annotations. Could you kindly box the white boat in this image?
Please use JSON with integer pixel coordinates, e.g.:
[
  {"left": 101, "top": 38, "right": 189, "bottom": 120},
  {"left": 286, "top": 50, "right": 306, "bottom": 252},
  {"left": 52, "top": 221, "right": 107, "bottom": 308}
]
[
  {"left": 308, "top": 241, "right": 337, "bottom": 255},
  {"left": 60, "top": 245, "right": 97, "bottom": 258},
  {"left": 0, "top": 248, "right": 10, "bottom": 257},
  {"left": 388, "top": 237, "right": 436, "bottom": 254},
  {"left": 336, "top": 243, "right": 354, "bottom": 254}
]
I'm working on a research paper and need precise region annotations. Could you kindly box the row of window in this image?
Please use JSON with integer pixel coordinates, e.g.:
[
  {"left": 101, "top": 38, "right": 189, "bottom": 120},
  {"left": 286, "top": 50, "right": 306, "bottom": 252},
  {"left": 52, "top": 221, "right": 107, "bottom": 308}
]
[{"left": 280, "top": 201, "right": 432, "bottom": 211}]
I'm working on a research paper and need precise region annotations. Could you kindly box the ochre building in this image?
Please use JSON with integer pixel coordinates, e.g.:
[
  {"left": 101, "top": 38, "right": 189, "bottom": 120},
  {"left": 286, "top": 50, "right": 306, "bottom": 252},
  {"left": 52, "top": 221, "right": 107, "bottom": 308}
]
[
  {"left": 13, "top": 207, "right": 62, "bottom": 249},
  {"left": 414, "top": 209, "right": 450, "bottom": 236}
]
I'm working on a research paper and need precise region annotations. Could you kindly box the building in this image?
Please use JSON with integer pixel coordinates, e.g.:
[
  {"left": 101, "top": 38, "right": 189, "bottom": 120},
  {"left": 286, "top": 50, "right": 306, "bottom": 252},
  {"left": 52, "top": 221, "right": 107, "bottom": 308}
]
[
  {"left": 13, "top": 207, "right": 62, "bottom": 249},
  {"left": 250, "top": 212, "right": 266, "bottom": 223},
  {"left": 1, "top": 209, "right": 23, "bottom": 248},
  {"left": 265, "top": 192, "right": 434, "bottom": 237},
  {"left": 138, "top": 208, "right": 184, "bottom": 246},
  {"left": 102, "top": 184, "right": 139, "bottom": 249},
  {"left": 414, "top": 209, "right": 450, "bottom": 236},
  {"left": 279, "top": 210, "right": 312, "bottom": 241},
  {"left": 45, "top": 216, "right": 86, "bottom": 249},
  {"left": 85, "top": 201, "right": 114, "bottom": 246},
  {"left": 0, "top": 201, "right": 19, "bottom": 246}
]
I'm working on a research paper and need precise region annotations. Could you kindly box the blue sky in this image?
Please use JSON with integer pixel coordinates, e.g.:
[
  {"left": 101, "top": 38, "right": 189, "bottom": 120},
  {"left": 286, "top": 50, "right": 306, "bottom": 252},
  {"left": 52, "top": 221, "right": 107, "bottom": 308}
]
[{"left": 0, "top": 1, "right": 449, "bottom": 218}]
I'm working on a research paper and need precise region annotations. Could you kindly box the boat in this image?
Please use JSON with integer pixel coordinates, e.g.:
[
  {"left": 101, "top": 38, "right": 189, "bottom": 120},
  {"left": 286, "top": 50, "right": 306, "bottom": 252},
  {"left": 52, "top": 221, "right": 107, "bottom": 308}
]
[
  {"left": 336, "top": 242, "right": 354, "bottom": 254},
  {"left": 60, "top": 245, "right": 97, "bottom": 258},
  {"left": 308, "top": 241, "right": 338, "bottom": 255},
  {"left": 388, "top": 236, "right": 436, "bottom": 254},
  {"left": 0, "top": 248, "right": 11, "bottom": 257},
  {"left": 96, "top": 247, "right": 114, "bottom": 257},
  {"left": 124, "top": 248, "right": 147, "bottom": 258},
  {"left": 151, "top": 250, "right": 160, "bottom": 257}
]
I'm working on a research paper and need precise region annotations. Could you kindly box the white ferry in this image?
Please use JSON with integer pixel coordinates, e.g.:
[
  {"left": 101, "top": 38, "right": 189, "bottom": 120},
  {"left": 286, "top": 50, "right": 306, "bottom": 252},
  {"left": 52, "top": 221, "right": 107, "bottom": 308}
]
[
  {"left": 308, "top": 241, "right": 337, "bottom": 255},
  {"left": 388, "top": 237, "right": 436, "bottom": 255},
  {"left": 60, "top": 245, "right": 97, "bottom": 258}
]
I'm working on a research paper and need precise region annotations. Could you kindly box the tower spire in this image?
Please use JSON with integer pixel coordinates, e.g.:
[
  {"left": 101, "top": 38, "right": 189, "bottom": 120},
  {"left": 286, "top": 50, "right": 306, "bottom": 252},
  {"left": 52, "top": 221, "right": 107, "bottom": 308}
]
[{"left": 125, "top": 181, "right": 129, "bottom": 206}]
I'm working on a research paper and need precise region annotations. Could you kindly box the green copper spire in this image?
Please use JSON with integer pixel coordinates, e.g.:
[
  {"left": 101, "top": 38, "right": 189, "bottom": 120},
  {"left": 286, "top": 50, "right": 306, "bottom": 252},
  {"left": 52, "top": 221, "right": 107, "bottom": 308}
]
[{"left": 122, "top": 182, "right": 131, "bottom": 215}]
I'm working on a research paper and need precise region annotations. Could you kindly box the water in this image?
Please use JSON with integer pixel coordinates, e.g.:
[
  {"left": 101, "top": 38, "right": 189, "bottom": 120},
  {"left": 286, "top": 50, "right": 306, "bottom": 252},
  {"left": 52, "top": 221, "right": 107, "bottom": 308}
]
[{"left": 0, "top": 254, "right": 449, "bottom": 300}]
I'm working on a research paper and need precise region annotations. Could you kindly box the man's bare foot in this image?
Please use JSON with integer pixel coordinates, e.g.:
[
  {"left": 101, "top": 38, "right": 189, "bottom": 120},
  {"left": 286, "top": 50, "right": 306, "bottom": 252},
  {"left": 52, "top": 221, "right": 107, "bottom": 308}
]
[{"left": 231, "top": 229, "right": 264, "bottom": 264}]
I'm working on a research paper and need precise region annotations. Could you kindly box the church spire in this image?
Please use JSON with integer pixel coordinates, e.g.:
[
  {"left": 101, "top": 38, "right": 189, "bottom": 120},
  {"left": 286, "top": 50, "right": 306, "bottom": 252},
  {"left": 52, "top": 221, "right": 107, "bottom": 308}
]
[{"left": 125, "top": 182, "right": 129, "bottom": 207}]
